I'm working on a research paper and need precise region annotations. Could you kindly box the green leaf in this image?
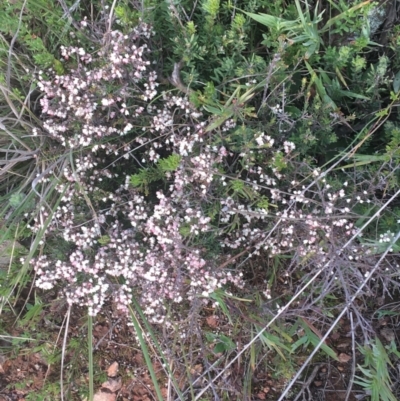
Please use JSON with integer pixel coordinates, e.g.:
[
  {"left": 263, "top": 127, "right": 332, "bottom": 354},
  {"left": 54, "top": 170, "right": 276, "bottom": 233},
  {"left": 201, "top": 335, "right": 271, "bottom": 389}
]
[
  {"left": 243, "top": 12, "right": 285, "bottom": 30},
  {"left": 286, "top": 106, "right": 302, "bottom": 118},
  {"left": 203, "top": 105, "right": 224, "bottom": 115},
  {"left": 299, "top": 320, "right": 339, "bottom": 361},
  {"left": 336, "top": 88, "right": 370, "bottom": 100},
  {"left": 9, "top": 192, "right": 25, "bottom": 208},
  {"left": 209, "top": 289, "right": 233, "bottom": 324},
  {"left": 291, "top": 335, "right": 309, "bottom": 352},
  {"left": 130, "top": 173, "right": 145, "bottom": 187},
  {"left": 205, "top": 332, "right": 236, "bottom": 353},
  {"left": 257, "top": 328, "right": 292, "bottom": 360},
  {"left": 214, "top": 334, "right": 236, "bottom": 353},
  {"left": 322, "top": 0, "right": 372, "bottom": 31},
  {"left": 337, "top": 154, "right": 387, "bottom": 170},
  {"left": 305, "top": 61, "right": 337, "bottom": 110},
  {"left": 393, "top": 71, "right": 400, "bottom": 93},
  {"left": 98, "top": 235, "right": 110, "bottom": 245},
  {"left": 205, "top": 109, "right": 234, "bottom": 132},
  {"left": 21, "top": 303, "right": 43, "bottom": 325}
]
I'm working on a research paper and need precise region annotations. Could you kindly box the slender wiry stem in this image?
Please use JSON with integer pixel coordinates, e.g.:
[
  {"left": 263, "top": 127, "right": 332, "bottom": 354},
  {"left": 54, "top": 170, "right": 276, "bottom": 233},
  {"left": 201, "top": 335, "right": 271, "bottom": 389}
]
[
  {"left": 88, "top": 314, "right": 94, "bottom": 401},
  {"left": 60, "top": 305, "right": 71, "bottom": 401}
]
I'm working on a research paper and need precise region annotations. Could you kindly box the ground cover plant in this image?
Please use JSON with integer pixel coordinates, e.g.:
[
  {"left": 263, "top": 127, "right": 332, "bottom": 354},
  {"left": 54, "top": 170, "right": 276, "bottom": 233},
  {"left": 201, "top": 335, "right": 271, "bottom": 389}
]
[{"left": 1, "top": 0, "right": 400, "bottom": 400}]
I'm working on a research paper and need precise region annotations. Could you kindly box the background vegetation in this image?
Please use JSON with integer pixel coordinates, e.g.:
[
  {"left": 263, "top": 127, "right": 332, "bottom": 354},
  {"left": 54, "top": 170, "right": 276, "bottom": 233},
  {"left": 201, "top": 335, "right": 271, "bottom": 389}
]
[{"left": 1, "top": 0, "right": 400, "bottom": 400}]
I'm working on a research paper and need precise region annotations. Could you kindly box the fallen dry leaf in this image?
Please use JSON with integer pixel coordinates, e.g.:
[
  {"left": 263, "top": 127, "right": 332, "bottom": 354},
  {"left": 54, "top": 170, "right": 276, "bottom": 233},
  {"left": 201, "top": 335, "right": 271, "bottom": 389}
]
[
  {"left": 0, "top": 354, "right": 6, "bottom": 374},
  {"left": 101, "top": 377, "right": 122, "bottom": 393},
  {"left": 94, "top": 324, "right": 109, "bottom": 338},
  {"left": 89, "top": 372, "right": 122, "bottom": 401},
  {"left": 107, "top": 362, "right": 119, "bottom": 378},
  {"left": 336, "top": 341, "right": 350, "bottom": 349},
  {"left": 189, "top": 364, "right": 203, "bottom": 376},
  {"left": 338, "top": 353, "right": 351, "bottom": 363},
  {"left": 206, "top": 315, "right": 218, "bottom": 328},
  {"left": 93, "top": 391, "right": 116, "bottom": 401}
]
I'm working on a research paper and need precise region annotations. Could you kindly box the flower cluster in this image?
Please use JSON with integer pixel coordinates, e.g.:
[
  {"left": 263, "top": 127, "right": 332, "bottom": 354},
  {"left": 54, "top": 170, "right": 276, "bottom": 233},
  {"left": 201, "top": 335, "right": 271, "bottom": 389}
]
[{"left": 37, "top": 24, "right": 157, "bottom": 151}]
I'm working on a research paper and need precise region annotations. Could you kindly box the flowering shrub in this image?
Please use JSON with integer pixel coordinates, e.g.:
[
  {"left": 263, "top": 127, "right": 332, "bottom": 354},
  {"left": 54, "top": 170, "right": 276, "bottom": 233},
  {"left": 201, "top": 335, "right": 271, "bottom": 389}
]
[
  {"left": 28, "top": 21, "right": 248, "bottom": 318},
  {"left": 2, "top": 2, "right": 400, "bottom": 400},
  {"left": 23, "top": 10, "right": 400, "bottom": 326}
]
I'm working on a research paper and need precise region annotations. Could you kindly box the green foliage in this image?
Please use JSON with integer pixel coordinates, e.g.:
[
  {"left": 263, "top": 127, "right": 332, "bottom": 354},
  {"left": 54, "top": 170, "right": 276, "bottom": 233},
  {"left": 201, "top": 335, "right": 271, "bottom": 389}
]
[
  {"left": 228, "top": 179, "right": 255, "bottom": 200},
  {"left": 130, "top": 154, "right": 181, "bottom": 193},
  {"left": 205, "top": 332, "right": 236, "bottom": 354},
  {"left": 157, "top": 153, "right": 182, "bottom": 172},
  {"left": 246, "top": 0, "right": 326, "bottom": 59},
  {"left": 25, "top": 382, "right": 61, "bottom": 401},
  {"left": 209, "top": 289, "right": 234, "bottom": 324},
  {"left": 115, "top": 2, "right": 140, "bottom": 28},
  {"left": 0, "top": 0, "right": 80, "bottom": 70},
  {"left": 97, "top": 235, "right": 111, "bottom": 246},
  {"left": 19, "top": 300, "right": 44, "bottom": 327},
  {"left": 290, "top": 318, "right": 339, "bottom": 361},
  {"left": 384, "top": 121, "right": 400, "bottom": 159},
  {"left": 355, "top": 339, "right": 399, "bottom": 401},
  {"left": 9, "top": 192, "right": 25, "bottom": 209},
  {"left": 257, "top": 326, "right": 292, "bottom": 360},
  {"left": 201, "top": 0, "right": 220, "bottom": 21}
]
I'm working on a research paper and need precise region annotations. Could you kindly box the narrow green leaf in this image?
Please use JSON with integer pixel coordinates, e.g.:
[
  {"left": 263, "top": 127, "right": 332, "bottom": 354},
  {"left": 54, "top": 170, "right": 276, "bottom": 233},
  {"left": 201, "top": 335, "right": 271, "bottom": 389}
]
[
  {"left": 299, "top": 321, "right": 339, "bottom": 361},
  {"left": 205, "top": 109, "right": 234, "bottom": 132},
  {"left": 305, "top": 61, "right": 337, "bottom": 109},
  {"left": 209, "top": 290, "right": 233, "bottom": 324},
  {"left": 128, "top": 307, "right": 164, "bottom": 401},
  {"left": 337, "top": 154, "right": 387, "bottom": 169},
  {"left": 129, "top": 299, "right": 184, "bottom": 399},
  {"left": 291, "top": 335, "right": 309, "bottom": 352},
  {"left": 243, "top": 12, "right": 281, "bottom": 29},
  {"left": 338, "top": 90, "right": 370, "bottom": 100}
]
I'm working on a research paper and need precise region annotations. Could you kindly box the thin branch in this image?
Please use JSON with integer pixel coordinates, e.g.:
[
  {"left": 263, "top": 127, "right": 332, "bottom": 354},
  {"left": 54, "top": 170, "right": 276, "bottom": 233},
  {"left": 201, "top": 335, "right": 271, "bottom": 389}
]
[
  {"left": 60, "top": 305, "right": 72, "bottom": 401},
  {"left": 344, "top": 312, "right": 356, "bottom": 401},
  {"left": 194, "top": 188, "right": 400, "bottom": 400},
  {"left": 277, "top": 227, "right": 400, "bottom": 401}
]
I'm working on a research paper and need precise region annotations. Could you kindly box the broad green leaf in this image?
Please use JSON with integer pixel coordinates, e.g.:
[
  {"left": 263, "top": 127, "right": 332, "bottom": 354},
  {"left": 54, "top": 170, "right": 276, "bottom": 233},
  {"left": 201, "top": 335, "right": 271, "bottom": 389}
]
[
  {"left": 203, "top": 104, "right": 224, "bottom": 115},
  {"left": 286, "top": 106, "right": 302, "bottom": 118},
  {"left": 393, "top": 71, "right": 400, "bottom": 93}
]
